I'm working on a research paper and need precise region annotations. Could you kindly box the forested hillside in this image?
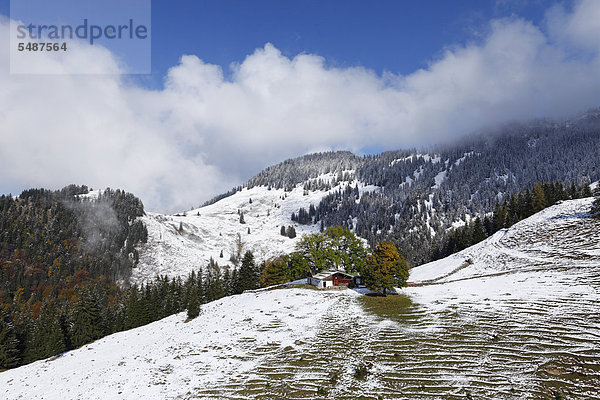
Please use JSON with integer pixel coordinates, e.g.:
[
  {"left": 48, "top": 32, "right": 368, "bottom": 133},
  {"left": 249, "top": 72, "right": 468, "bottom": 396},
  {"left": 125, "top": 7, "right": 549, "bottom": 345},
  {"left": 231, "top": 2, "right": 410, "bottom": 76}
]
[
  {"left": 0, "top": 185, "right": 148, "bottom": 369},
  {"left": 0, "top": 185, "right": 146, "bottom": 287},
  {"left": 211, "top": 110, "right": 600, "bottom": 266}
]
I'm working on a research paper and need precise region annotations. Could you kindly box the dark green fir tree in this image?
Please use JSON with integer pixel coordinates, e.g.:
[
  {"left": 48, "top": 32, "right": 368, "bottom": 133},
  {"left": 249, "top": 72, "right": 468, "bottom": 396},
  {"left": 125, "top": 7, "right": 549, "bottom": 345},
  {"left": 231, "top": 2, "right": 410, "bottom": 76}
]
[
  {"left": 0, "top": 311, "right": 21, "bottom": 370},
  {"left": 592, "top": 187, "right": 600, "bottom": 216},
  {"left": 70, "top": 288, "right": 104, "bottom": 348},
  {"left": 186, "top": 286, "right": 200, "bottom": 320},
  {"left": 238, "top": 251, "right": 260, "bottom": 292}
]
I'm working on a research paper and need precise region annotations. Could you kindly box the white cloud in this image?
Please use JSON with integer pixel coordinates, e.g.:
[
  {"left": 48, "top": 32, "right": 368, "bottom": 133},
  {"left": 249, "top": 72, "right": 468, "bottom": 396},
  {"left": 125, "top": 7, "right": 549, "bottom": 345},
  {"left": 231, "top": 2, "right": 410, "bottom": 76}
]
[
  {"left": 546, "top": 0, "right": 600, "bottom": 53},
  {"left": 1, "top": 1, "right": 600, "bottom": 212}
]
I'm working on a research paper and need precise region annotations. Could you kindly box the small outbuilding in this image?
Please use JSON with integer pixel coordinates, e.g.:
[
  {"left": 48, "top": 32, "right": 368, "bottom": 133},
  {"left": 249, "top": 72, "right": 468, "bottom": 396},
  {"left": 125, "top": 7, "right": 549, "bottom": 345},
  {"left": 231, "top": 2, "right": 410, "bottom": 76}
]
[{"left": 308, "top": 270, "right": 364, "bottom": 289}]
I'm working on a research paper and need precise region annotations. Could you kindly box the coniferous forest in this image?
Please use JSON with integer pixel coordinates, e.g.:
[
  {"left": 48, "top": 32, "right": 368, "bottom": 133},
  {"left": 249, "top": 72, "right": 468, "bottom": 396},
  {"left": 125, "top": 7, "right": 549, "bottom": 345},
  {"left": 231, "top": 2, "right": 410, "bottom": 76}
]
[
  {"left": 0, "top": 183, "right": 267, "bottom": 370},
  {"left": 0, "top": 183, "right": 265, "bottom": 370},
  {"left": 0, "top": 185, "right": 146, "bottom": 369}
]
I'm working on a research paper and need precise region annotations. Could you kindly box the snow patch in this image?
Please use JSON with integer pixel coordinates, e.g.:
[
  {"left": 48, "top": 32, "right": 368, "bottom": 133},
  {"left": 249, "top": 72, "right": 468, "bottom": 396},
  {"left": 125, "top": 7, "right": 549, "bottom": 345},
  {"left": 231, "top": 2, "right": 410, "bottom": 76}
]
[{"left": 432, "top": 170, "right": 447, "bottom": 189}]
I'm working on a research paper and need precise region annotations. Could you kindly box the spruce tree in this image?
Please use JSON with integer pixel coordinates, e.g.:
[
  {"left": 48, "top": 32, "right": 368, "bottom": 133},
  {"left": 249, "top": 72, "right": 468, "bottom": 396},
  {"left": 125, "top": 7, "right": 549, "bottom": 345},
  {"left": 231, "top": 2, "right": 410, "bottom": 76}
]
[
  {"left": 592, "top": 187, "right": 600, "bottom": 217},
  {"left": 522, "top": 189, "right": 534, "bottom": 218},
  {"left": 125, "top": 286, "right": 141, "bottom": 329},
  {"left": 204, "top": 263, "right": 215, "bottom": 302},
  {"left": 483, "top": 215, "right": 494, "bottom": 236},
  {"left": 184, "top": 271, "right": 196, "bottom": 309},
  {"left": 196, "top": 269, "right": 205, "bottom": 304},
  {"left": 211, "top": 262, "right": 225, "bottom": 300},
  {"left": 141, "top": 284, "right": 153, "bottom": 325},
  {"left": 0, "top": 311, "right": 21, "bottom": 370},
  {"left": 471, "top": 217, "right": 487, "bottom": 244},
  {"left": 506, "top": 195, "right": 519, "bottom": 227},
  {"left": 149, "top": 285, "right": 162, "bottom": 321},
  {"left": 581, "top": 182, "right": 593, "bottom": 198},
  {"left": 24, "top": 305, "right": 67, "bottom": 362},
  {"left": 493, "top": 202, "right": 506, "bottom": 230},
  {"left": 554, "top": 181, "right": 567, "bottom": 201},
  {"left": 567, "top": 182, "right": 578, "bottom": 199},
  {"left": 41, "top": 304, "right": 66, "bottom": 359},
  {"left": 287, "top": 226, "right": 296, "bottom": 239},
  {"left": 186, "top": 286, "right": 200, "bottom": 320},
  {"left": 204, "top": 259, "right": 225, "bottom": 301},
  {"left": 172, "top": 277, "right": 185, "bottom": 313},
  {"left": 223, "top": 268, "right": 233, "bottom": 296},
  {"left": 238, "top": 251, "right": 259, "bottom": 292},
  {"left": 69, "top": 288, "right": 104, "bottom": 348},
  {"left": 230, "top": 268, "right": 241, "bottom": 295}
]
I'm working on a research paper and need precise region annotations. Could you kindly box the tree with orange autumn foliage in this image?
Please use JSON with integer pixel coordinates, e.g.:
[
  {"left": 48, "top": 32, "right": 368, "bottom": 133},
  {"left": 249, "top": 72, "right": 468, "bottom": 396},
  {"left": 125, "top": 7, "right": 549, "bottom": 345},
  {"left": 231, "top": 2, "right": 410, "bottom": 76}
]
[{"left": 362, "top": 241, "right": 409, "bottom": 296}]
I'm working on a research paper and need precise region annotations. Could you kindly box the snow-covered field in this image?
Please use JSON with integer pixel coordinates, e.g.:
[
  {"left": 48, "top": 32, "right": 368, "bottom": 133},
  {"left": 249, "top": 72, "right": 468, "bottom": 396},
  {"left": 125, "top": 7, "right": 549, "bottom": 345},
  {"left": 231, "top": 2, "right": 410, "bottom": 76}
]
[
  {"left": 2, "top": 198, "right": 599, "bottom": 399},
  {"left": 409, "top": 197, "right": 599, "bottom": 287},
  {"left": 0, "top": 289, "right": 368, "bottom": 400},
  {"left": 132, "top": 177, "right": 379, "bottom": 284}
]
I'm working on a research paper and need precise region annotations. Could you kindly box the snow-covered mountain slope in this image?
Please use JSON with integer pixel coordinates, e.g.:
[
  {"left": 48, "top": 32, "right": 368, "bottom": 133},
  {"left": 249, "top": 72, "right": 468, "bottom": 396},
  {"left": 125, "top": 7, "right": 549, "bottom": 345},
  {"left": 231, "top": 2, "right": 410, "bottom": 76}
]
[
  {"left": 133, "top": 177, "right": 377, "bottom": 283},
  {"left": 135, "top": 112, "right": 600, "bottom": 277},
  {"left": 408, "top": 197, "right": 599, "bottom": 286},
  {"left": 2, "top": 198, "right": 599, "bottom": 399}
]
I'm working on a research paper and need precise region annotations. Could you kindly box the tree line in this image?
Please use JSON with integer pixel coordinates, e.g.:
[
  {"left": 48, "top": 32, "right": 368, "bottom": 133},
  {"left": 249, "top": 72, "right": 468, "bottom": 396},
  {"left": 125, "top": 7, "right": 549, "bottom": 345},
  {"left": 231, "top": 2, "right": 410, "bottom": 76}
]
[
  {"left": 431, "top": 181, "right": 592, "bottom": 260},
  {"left": 1, "top": 220, "right": 414, "bottom": 372},
  {"left": 0, "top": 251, "right": 264, "bottom": 370}
]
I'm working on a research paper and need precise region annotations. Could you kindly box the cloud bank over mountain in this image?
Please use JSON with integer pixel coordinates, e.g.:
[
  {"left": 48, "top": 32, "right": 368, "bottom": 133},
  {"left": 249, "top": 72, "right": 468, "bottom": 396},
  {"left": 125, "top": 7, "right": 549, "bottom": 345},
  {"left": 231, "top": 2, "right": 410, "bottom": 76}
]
[{"left": 1, "top": 1, "right": 599, "bottom": 212}]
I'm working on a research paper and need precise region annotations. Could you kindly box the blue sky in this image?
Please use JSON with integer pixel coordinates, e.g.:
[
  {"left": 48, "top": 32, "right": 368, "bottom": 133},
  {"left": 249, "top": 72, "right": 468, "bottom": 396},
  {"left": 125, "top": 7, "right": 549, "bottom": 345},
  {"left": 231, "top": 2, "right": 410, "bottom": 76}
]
[
  {"left": 0, "top": 0, "right": 549, "bottom": 85},
  {"left": 2, "top": 0, "right": 600, "bottom": 211},
  {"left": 146, "top": 0, "right": 545, "bottom": 85}
]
